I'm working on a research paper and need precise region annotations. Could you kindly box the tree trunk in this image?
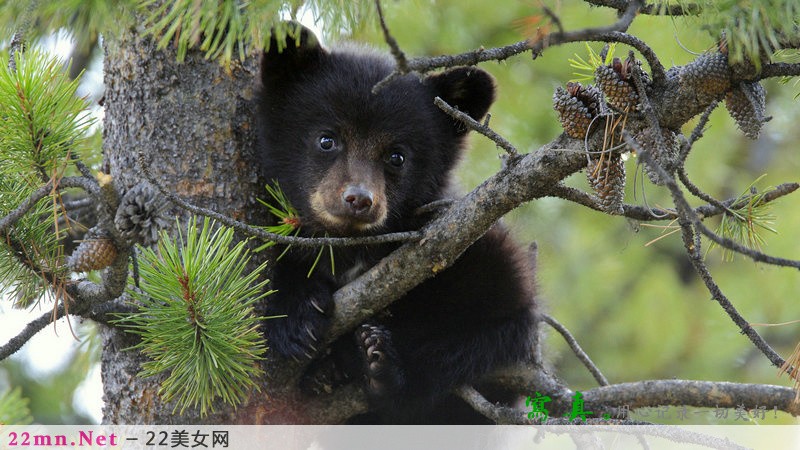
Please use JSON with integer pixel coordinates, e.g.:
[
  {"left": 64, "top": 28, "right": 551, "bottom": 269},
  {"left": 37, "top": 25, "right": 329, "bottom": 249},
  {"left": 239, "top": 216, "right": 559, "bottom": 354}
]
[{"left": 99, "top": 17, "right": 301, "bottom": 424}]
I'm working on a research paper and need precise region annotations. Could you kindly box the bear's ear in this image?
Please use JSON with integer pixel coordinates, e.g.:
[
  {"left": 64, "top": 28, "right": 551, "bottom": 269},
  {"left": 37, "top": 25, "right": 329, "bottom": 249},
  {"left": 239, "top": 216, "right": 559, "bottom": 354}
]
[
  {"left": 261, "top": 21, "right": 326, "bottom": 85},
  {"left": 427, "top": 67, "right": 496, "bottom": 135}
]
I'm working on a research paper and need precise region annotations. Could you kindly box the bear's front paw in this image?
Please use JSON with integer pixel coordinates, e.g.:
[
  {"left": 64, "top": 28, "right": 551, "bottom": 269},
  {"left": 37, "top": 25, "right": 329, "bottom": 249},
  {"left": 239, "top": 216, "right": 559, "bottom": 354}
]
[
  {"left": 266, "top": 294, "right": 333, "bottom": 361},
  {"left": 356, "top": 323, "right": 404, "bottom": 399}
]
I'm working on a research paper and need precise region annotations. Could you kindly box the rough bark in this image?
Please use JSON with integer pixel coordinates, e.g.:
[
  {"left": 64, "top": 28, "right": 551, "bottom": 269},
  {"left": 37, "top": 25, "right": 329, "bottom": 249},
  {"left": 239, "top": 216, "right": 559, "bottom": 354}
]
[{"left": 100, "top": 19, "right": 270, "bottom": 423}]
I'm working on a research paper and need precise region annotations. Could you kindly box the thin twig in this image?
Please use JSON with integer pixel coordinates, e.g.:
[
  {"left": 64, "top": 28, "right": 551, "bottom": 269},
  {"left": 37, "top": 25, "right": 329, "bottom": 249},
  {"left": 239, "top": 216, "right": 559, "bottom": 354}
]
[
  {"left": 583, "top": 0, "right": 702, "bottom": 16},
  {"left": 70, "top": 152, "right": 95, "bottom": 180},
  {"left": 695, "top": 183, "right": 799, "bottom": 218},
  {"left": 0, "top": 177, "right": 100, "bottom": 235},
  {"left": 683, "top": 100, "right": 719, "bottom": 159},
  {"left": 0, "top": 304, "right": 65, "bottom": 361},
  {"left": 542, "top": 313, "right": 610, "bottom": 386},
  {"left": 374, "top": 0, "right": 407, "bottom": 72},
  {"left": 433, "top": 97, "right": 519, "bottom": 159},
  {"left": 627, "top": 133, "right": 795, "bottom": 372}
]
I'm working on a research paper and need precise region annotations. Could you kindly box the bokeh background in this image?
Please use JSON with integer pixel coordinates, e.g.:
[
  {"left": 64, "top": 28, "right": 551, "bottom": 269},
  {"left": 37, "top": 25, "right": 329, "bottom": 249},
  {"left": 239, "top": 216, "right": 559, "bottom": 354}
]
[{"left": 1, "top": 0, "right": 799, "bottom": 424}]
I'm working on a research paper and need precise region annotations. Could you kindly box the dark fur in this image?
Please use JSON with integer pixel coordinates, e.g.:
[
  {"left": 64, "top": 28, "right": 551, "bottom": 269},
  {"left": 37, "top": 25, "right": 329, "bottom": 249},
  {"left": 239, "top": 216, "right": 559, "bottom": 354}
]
[{"left": 256, "top": 24, "right": 537, "bottom": 423}]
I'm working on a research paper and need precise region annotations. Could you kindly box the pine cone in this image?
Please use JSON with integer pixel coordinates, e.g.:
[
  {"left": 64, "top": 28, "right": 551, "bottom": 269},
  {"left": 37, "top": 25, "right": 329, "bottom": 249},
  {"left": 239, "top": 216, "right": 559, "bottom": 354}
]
[
  {"left": 553, "top": 82, "right": 602, "bottom": 139},
  {"left": 587, "top": 152, "right": 626, "bottom": 215},
  {"left": 725, "top": 81, "right": 768, "bottom": 139},
  {"left": 680, "top": 51, "right": 730, "bottom": 101},
  {"left": 114, "top": 183, "right": 171, "bottom": 246},
  {"left": 595, "top": 57, "right": 640, "bottom": 112},
  {"left": 632, "top": 127, "right": 680, "bottom": 186},
  {"left": 66, "top": 227, "right": 118, "bottom": 272}
]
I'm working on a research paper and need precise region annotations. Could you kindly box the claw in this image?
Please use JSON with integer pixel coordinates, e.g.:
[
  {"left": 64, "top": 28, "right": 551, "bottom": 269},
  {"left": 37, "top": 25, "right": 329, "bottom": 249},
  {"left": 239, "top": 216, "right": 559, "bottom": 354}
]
[
  {"left": 305, "top": 324, "right": 318, "bottom": 342},
  {"left": 304, "top": 350, "right": 313, "bottom": 360},
  {"left": 310, "top": 298, "right": 325, "bottom": 314}
]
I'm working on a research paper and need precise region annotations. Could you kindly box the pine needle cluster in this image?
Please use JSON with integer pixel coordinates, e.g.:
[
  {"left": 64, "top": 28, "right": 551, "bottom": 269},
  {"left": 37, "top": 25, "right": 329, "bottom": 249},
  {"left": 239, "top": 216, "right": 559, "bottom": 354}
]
[
  {"left": 0, "top": 387, "right": 33, "bottom": 425},
  {"left": 0, "top": 48, "right": 94, "bottom": 306},
  {"left": 257, "top": 181, "right": 334, "bottom": 277},
  {"left": 709, "top": 176, "right": 778, "bottom": 262},
  {"left": 569, "top": 43, "right": 616, "bottom": 83},
  {"left": 118, "top": 217, "right": 272, "bottom": 416},
  {"left": 666, "top": 0, "right": 800, "bottom": 66},
  {"left": 141, "top": 0, "right": 374, "bottom": 66},
  {"left": 0, "top": 0, "right": 134, "bottom": 51}
]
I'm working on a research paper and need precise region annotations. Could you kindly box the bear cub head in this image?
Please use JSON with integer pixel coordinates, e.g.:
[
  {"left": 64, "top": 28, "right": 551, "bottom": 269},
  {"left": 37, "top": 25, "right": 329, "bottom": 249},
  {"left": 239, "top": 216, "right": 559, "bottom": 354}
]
[{"left": 257, "top": 24, "right": 495, "bottom": 236}]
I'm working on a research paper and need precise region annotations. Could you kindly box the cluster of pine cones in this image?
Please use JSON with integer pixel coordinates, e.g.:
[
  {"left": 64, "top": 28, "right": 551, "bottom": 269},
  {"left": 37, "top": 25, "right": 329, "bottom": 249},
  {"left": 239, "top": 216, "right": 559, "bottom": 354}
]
[
  {"left": 552, "top": 48, "right": 768, "bottom": 215},
  {"left": 552, "top": 55, "right": 643, "bottom": 214},
  {"left": 66, "top": 183, "right": 170, "bottom": 273}
]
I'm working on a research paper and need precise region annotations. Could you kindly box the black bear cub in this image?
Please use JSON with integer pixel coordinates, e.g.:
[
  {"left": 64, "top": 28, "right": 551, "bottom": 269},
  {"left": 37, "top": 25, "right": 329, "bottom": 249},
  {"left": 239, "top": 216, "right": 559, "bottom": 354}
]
[{"left": 257, "top": 24, "right": 537, "bottom": 423}]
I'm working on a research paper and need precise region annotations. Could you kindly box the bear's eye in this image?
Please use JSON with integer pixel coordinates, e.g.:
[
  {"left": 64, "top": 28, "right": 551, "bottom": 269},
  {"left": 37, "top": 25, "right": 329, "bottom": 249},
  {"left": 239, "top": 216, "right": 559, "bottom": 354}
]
[
  {"left": 318, "top": 135, "right": 336, "bottom": 152},
  {"left": 387, "top": 152, "right": 405, "bottom": 168}
]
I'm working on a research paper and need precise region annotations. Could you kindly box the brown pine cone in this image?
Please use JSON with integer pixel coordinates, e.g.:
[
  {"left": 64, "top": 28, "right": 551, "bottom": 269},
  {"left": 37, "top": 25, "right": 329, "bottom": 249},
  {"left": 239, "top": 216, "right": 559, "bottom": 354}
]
[
  {"left": 587, "top": 152, "right": 626, "bottom": 215},
  {"left": 553, "top": 82, "right": 602, "bottom": 138},
  {"left": 66, "top": 227, "right": 118, "bottom": 272},
  {"left": 725, "top": 81, "right": 768, "bottom": 139}
]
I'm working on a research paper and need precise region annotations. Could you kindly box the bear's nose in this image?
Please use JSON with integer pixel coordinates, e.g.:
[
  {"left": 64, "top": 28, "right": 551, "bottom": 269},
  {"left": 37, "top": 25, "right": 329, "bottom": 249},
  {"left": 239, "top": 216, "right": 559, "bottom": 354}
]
[{"left": 342, "top": 186, "right": 374, "bottom": 214}]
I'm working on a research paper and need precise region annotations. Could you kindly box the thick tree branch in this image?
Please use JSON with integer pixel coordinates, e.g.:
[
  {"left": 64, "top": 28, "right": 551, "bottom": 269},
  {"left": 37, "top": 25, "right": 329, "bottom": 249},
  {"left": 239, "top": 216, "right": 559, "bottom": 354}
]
[
  {"left": 328, "top": 134, "right": 588, "bottom": 341},
  {"left": 583, "top": 379, "right": 800, "bottom": 416},
  {"left": 455, "top": 385, "right": 529, "bottom": 424}
]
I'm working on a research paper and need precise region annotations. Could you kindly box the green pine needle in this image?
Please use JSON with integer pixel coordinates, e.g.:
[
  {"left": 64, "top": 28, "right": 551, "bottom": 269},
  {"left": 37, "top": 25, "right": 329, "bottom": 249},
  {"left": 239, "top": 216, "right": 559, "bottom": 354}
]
[
  {"left": 569, "top": 43, "right": 616, "bottom": 83},
  {"left": 117, "top": 217, "right": 273, "bottom": 416},
  {"left": 139, "top": 0, "right": 374, "bottom": 66},
  {"left": 0, "top": 387, "right": 33, "bottom": 425},
  {"left": 667, "top": 0, "right": 800, "bottom": 67},
  {"left": 0, "top": 48, "right": 90, "bottom": 307},
  {"left": 708, "top": 175, "right": 778, "bottom": 262},
  {"left": 0, "top": 190, "right": 63, "bottom": 308},
  {"left": 0, "top": 0, "right": 134, "bottom": 51},
  {"left": 0, "top": 48, "right": 94, "bottom": 181},
  {"left": 256, "top": 181, "right": 335, "bottom": 277},
  {"left": 255, "top": 180, "right": 301, "bottom": 252}
]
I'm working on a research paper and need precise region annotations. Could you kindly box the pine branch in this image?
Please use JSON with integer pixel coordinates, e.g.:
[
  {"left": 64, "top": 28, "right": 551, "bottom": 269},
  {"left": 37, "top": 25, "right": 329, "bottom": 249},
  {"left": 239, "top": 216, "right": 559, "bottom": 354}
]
[
  {"left": 759, "top": 62, "right": 800, "bottom": 79},
  {"left": 117, "top": 217, "right": 269, "bottom": 416},
  {"left": 0, "top": 176, "right": 99, "bottom": 235},
  {"left": 629, "top": 135, "right": 794, "bottom": 372},
  {"left": 0, "top": 387, "right": 33, "bottom": 425}
]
